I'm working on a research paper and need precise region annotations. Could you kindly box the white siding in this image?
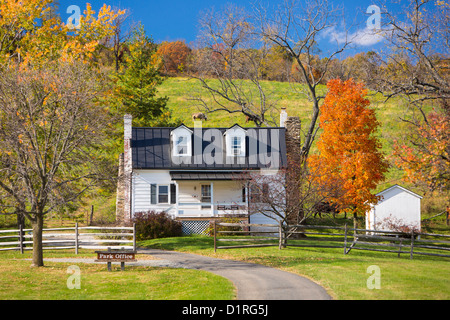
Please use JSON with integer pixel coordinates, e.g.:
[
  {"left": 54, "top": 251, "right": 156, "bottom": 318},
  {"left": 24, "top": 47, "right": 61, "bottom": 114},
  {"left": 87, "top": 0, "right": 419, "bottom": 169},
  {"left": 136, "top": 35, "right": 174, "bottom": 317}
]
[
  {"left": 177, "top": 181, "right": 202, "bottom": 216},
  {"left": 177, "top": 180, "right": 246, "bottom": 217},
  {"left": 249, "top": 212, "right": 280, "bottom": 234},
  {"left": 249, "top": 212, "right": 280, "bottom": 224},
  {"left": 132, "top": 170, "right": 175, "bottom": 216},
  {"left": 132, "top": 170, "right": 248, "bottom": 218},
  {"left": 366, "top": 185, "right": 422, "bottom": 232},
  {"left": 212, "top": 181, "right": 242, "bottom": 202}
]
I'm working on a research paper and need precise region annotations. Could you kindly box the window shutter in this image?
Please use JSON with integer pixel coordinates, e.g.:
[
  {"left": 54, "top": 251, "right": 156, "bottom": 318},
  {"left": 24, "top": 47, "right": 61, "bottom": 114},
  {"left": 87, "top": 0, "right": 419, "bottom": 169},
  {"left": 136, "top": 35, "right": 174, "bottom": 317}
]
[
  {"left": 250, "top": 185, "right": 261, "bottom": 203},
  {"left": 262, "top": 183, "right": 269, "bottom": 195},
  {"left": 170, "top": 184, "right": 177, "bottom": 204},
  {"left": 150, "top": 184, "right": 157, "bottom": 204}
]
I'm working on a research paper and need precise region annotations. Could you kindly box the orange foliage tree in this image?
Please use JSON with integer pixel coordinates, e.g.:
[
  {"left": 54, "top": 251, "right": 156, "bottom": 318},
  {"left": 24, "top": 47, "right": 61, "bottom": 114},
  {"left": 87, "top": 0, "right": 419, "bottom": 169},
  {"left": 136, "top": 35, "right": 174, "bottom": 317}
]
[
  {"left": 156, "top": 40, "right": 191, "bottom": 74},
  {"left": 392, "top": 112, "right": 449, "bottom": 194},
  {"left": 308, "top": 79, "right": 388, "bottom": 222}
]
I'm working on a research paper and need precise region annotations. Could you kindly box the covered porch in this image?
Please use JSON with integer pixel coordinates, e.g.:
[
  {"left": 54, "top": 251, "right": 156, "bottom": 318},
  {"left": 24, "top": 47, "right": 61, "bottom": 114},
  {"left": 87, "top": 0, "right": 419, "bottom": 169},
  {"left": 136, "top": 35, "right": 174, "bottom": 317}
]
[{"left": 171, "top": 171, "right": 249, "bottom": 218}]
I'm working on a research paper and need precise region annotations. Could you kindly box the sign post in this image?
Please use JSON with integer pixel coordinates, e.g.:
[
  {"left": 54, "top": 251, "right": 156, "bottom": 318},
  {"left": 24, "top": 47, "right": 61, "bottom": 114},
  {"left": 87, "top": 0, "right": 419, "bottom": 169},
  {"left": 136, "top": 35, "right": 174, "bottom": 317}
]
[{"left": 95, "top": 247, "right": 137, "bottom": 271}]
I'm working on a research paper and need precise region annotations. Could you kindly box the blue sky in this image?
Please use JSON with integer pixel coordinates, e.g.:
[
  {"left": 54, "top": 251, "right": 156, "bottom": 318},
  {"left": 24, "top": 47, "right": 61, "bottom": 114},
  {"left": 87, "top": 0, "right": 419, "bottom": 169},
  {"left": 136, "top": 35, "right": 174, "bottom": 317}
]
[{"left": 57, "top": 0, "right": 402, "bottom": 57}]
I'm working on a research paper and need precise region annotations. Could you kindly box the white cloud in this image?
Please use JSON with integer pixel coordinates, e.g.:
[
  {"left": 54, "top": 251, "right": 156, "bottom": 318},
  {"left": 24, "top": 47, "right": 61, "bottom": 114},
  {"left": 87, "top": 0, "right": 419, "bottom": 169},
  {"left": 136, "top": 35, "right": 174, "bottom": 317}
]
[{"left": 325, "top": 26, "right": 388, "bottom": 47}]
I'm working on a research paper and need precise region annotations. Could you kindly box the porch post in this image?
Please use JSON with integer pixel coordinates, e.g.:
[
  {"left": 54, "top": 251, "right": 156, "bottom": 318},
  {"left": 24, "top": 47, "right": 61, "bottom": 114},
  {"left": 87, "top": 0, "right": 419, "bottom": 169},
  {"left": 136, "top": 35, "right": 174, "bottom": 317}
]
[
  {"left": 211, "top": 182, "right": 214, "bottom": 216},
  {"left": 245, "top": 183, "right": 249, "bottom": 212},
  {"left": 245, "top": 182, "right": 250, "bottom": 223},
  {"left": 175, "top": 181, "right": 179, "bottom": 215}
]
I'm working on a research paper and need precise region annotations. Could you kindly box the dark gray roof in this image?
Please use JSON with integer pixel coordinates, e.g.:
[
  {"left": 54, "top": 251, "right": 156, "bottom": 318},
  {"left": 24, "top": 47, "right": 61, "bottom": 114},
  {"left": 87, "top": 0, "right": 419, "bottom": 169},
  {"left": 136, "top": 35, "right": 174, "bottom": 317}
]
[{"left": 131, "top": 126, "right": 287, "bottom": 170}]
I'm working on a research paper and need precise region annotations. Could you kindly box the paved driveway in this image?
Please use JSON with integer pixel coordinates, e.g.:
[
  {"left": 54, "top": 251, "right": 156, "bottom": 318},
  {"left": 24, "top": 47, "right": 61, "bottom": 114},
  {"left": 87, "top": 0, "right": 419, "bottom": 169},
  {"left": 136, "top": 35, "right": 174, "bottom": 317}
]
[
  {"left": 44, "top": 248, "right": 331, "bottom": 300},
  {"left": 137, "top": 248, "right": 331, "bottom": 300}
]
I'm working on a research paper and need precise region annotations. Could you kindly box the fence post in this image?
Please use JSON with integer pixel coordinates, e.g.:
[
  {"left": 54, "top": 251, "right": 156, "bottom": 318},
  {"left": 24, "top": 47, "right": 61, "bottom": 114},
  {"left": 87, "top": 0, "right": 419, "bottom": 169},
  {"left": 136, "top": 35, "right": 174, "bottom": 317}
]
[
  {"left": 133, "top": 223, "right": 136, "bottom": 252},
  {"left": 410, "top": 231, "right": 414, "bottom": 260},
  {"left": 75, "top": 223, "right": 79, "bottom": 255},
  {"left": 107, "top": 247, "right": 112, "bottom": 272},
  {"left": 90, "top": 205, "right": 94, "bottom": 226},
  {"left": 344, "top": 223, "right": 348, "bottom": 255},
  {"left": 278, "top": 221, "right": 283, "bottom": 250},
  {"left": 447, "top": 207, "right": 449, "bottom": 226},
  {"left": 213, "top": 220, "right": 217, "bottom": 253},
  {"left": 19, "top": 223, "right": 24, "bottom": 254},
  {"left": 398, "top": 238, "right": 404, "bottom": 258}
]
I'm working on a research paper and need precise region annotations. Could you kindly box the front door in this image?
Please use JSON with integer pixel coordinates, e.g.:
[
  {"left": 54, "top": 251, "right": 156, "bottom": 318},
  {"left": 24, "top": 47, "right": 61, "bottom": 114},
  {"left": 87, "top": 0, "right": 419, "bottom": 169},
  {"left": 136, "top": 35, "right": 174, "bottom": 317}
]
[{"left": 201, "top": 185, "right": 211, "bottom": 209}]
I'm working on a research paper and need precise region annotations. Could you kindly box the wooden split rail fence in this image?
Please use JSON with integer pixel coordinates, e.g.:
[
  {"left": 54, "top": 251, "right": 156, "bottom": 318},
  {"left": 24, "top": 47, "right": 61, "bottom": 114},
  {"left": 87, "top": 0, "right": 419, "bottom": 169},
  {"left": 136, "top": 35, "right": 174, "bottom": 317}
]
[
  {"left": 213, "top": 222, "right": 450, "bottom": 260},
  {"left": 0, "top": 223, "right": 136, "bottom": 254}
]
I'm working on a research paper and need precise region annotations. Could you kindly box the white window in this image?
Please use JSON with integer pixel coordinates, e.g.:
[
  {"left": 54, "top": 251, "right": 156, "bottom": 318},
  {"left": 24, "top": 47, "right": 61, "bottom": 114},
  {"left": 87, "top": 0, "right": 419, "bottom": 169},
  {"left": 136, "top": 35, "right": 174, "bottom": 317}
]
[
  {"left": 224, "top": 125, "right": 246, "bottom": 158},
  {"left": 250, "top": 183, "right": 269, "bottom": 203},
  {"left": 176, "top": 136, "right": 189, "bottom": 155},
  {"left": 158, "top": 185, "right": 169, "bottom": 204},
  {"left": 231, "top": 136, "right": 242, "bottom": 156},
  {"left": 171, "top": 125, "right": 193, "bottom": 157},
  {"left": 151, "top": 184, "right": 176, "bottom": 204}
]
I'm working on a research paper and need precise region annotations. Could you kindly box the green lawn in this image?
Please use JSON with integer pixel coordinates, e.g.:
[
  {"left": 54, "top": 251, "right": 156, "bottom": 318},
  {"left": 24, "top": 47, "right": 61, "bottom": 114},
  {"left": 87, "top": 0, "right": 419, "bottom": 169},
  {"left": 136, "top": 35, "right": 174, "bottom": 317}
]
[
  {"left": 140, "top": 235, "right": 450, "bottom": 300},
  {"left": 0, "top": 250, "right": 235, "bottom": 300},
  {"left": 1, "top": 234, "right": 448, "bottom": 300}
]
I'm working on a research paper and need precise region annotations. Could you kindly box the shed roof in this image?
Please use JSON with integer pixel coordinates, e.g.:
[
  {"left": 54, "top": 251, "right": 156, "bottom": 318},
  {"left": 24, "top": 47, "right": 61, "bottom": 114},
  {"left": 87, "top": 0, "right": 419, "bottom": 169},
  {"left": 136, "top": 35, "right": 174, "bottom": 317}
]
[{"left": 376, "top": 184, "right": 423, "bottom": 199}]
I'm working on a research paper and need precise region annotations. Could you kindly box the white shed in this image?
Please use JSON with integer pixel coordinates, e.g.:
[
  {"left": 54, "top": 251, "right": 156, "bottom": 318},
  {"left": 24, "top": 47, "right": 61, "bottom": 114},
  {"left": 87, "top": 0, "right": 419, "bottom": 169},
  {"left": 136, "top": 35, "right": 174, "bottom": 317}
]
[{"left": 366, "top": 185, "right": 422, "bottom": 232}]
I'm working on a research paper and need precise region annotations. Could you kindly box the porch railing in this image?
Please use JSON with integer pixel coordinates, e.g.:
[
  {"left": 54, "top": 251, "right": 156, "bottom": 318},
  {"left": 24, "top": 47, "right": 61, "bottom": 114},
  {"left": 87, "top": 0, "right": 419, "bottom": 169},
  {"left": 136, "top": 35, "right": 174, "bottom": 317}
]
[{"left": 176, "top": 202, "right": 247, "bottom": 216}]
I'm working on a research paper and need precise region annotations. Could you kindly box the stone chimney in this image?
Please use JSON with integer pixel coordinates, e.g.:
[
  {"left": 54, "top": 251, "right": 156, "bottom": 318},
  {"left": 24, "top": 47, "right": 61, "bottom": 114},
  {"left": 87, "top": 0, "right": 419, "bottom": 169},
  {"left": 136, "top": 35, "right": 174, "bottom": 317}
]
[
  {"left": 282, "top": 108, "right": 302, "bottom": 163},
  {"left": 122, "top": 114, "right": 133, "bottom": 224},
  {"left": 283, "top": 113, "right": 302, "bottom": 224}
]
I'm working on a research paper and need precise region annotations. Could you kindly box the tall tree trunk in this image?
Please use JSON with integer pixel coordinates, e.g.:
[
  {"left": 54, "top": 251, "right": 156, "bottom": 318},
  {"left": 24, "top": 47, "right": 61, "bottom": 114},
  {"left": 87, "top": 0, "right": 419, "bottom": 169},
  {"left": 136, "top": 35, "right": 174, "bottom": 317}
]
[
  {"left": 353, "top": 212, "right": 358, "bottom": 231},
  {"left": 31, "top": 214, "right": 44, "bottom": 267}
]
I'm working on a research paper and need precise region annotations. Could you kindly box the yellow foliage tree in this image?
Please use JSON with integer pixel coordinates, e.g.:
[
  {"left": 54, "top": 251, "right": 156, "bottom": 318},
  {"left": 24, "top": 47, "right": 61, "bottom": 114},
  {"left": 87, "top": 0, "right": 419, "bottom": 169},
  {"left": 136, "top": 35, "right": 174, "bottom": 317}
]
[{"left": 0, "top": 0, "right": 124, "bottom": 66}]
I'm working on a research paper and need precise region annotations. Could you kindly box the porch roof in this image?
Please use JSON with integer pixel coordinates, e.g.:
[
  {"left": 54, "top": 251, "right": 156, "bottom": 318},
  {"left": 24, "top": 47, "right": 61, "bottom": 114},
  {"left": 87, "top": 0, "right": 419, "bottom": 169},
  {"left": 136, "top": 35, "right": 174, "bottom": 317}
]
[{"left": 170, "top": 171, "right": 248, "bottom": 181}]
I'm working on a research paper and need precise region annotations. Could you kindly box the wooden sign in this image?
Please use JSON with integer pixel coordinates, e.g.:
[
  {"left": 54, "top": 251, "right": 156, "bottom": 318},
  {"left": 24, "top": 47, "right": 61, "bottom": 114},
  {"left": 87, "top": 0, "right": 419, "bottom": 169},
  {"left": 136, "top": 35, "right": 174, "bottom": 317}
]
[
  {"left": 96, "top": 251, "right": 136, "bottom": 262},
  {"left": 95, "top": 249, "right": 137, "bottom": 271}
]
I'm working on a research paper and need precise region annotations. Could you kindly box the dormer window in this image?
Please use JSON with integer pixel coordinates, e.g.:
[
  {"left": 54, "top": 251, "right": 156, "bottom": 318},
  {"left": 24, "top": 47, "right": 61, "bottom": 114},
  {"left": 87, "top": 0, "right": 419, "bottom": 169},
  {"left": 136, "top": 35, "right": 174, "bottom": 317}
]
[
  {"left": 171, "top": 125, "right": 192, "bottom": 157},
  {"left": 224, "top": 125, "right": 246, "bottom": 157},
  {"left": 175, "top": 136, "right": 189, "bottom": 155},
  {"left": 231, "top": 136, "right": 242, "bottom": 156}
]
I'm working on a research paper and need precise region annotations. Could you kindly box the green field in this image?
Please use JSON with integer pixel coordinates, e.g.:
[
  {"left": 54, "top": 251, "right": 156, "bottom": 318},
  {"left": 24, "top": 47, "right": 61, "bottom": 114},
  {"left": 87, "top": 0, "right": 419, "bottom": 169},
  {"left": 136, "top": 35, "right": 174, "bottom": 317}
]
[{"left": 0, "top": 250, "right": 235, "bottom": 300}]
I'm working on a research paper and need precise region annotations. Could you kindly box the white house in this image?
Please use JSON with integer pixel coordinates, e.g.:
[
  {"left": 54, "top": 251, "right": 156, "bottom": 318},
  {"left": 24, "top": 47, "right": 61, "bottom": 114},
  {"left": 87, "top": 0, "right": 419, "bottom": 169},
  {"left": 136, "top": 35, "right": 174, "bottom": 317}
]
[
  {"left": 366, "top": 185, "right": 423, "bottom": 233},
  {"left": 116, "top": 111, "right": 297, "bottom": 235}
]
